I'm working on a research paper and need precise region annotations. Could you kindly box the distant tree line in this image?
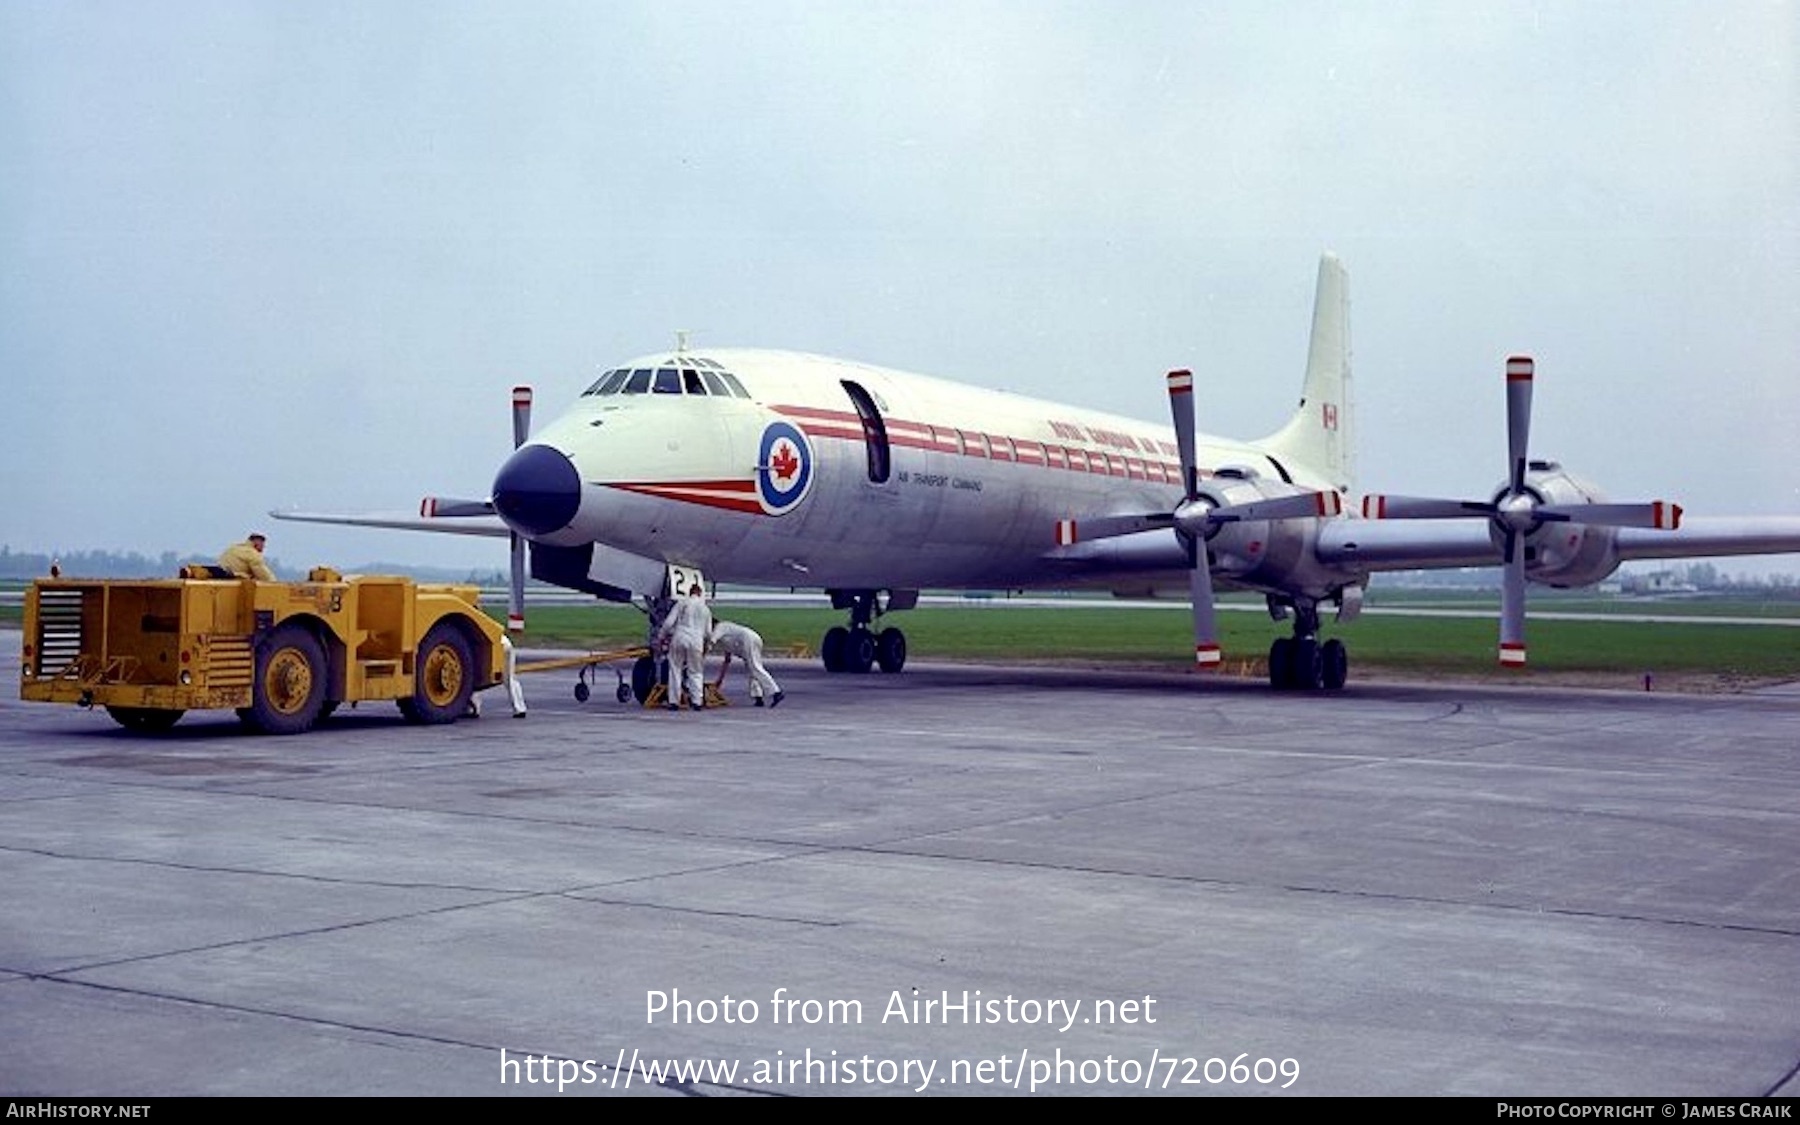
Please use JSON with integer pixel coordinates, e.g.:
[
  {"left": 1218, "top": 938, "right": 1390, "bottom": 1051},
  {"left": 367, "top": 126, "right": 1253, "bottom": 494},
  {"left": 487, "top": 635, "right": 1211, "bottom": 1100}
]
[{"left": 0, "top": 546, "right": 503, "bottom": 585}]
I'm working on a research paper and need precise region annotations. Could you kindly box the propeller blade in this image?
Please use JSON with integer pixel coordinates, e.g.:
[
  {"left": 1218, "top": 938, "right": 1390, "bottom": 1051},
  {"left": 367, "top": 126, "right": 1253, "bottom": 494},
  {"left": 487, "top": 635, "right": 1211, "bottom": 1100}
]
[
  {"left": 508, "top": 533, "right": 526, "bottom": 632},
  {"left": 1209, "top": 490, "right": 1344, "bottom": 524},
  {"left": 1167, "top": 369, "right": 1199, "bottom": 501},
  {"left": 1537, "top": 501, "right": 1682, "bottom": 529},
  {"left": 1054, "top": 513, "right": 1173, "bottom": 545},
  {"left": 420, "top": 496, "right": 496, "bottom": 518},
  {"left": 1505, "top": 355, "right": 1533, "bottom": 495},
  {"left": 507, "top": 385, "right": 534, "bottom": 631},
  {"left": 1499, "top": 539, "right": 1527, "bottom": 667},
  {"left": 1361, "top": 494, "right": 1493, "bottom": 520},
  {"left": 1191, "top": 547, "right": 1220, "bottom": 669},
  {"left": 512, "top": 386, "right": 533, "bottom": 450}
]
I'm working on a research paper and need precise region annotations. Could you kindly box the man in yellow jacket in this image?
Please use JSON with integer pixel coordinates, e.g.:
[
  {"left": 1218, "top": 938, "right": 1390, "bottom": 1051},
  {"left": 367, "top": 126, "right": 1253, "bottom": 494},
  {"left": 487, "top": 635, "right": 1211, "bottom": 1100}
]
[{"left": 219, "top": 533, "right": 276, "bottom": 581}]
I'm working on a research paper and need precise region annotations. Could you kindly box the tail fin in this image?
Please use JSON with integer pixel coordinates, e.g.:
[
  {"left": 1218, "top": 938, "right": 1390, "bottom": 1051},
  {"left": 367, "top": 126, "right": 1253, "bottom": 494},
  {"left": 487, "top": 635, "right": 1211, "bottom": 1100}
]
[{"left": 1259, "top": 253, "right": 1353, "bottom": 494}]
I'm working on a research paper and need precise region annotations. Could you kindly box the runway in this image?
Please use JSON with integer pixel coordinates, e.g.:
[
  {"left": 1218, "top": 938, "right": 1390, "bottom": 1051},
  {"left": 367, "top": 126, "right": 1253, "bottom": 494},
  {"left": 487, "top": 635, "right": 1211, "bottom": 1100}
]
[{"left": 3, "top": 633, "right": 1798, "bottom": 1096}]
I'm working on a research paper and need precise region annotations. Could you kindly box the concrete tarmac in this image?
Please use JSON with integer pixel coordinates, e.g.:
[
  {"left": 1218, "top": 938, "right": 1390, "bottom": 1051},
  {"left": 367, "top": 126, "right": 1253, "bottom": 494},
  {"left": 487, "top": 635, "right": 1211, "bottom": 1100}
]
[{"left": 2, "top": 633, "right": 1798, "bottom": 1097}]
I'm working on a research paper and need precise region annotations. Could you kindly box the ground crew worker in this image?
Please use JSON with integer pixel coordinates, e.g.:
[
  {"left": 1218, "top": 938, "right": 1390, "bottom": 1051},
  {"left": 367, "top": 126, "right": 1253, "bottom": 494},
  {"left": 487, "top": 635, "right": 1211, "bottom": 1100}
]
[
  {"left": 219, "top": 533, "right": 275, "bottom": 581},
  {"left": 656, "top": 583, "right": 713, "bottom": 711},
  {"left": 711, "top": 619, "right": 783, "bottom": 707}
]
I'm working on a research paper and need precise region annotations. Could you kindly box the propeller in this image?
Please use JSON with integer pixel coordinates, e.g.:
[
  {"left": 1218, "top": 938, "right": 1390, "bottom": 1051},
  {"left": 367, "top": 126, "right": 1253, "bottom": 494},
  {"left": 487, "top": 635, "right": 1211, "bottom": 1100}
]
[
  {"left": 1361, "top": 356, "right": 1680, "bottom": 666},
  {"left": 1056, "top": 369, "right": 1344, "bottom": 669},
  {"left": 417, "top": 386, "right": 534, "bottom": 631},
  {"left": 506, "top": 386, "right": 532, "bottom": 631}
]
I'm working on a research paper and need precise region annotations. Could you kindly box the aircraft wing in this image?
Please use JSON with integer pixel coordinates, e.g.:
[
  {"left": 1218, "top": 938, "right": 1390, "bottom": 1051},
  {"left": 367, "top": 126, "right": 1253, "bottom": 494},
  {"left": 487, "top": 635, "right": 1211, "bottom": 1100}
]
[
  {"left": 270, "top": 508, "right": 511, "bottom": 539},
  {"left": 1316, "top": 516, "right": 1800, "bottom": 572},
  {"left": 1316, "top": 521, "right": 1498, "bottom": 571},
  {"left": 1612, "top": 517, "right": 1800, "bottom": 561}
]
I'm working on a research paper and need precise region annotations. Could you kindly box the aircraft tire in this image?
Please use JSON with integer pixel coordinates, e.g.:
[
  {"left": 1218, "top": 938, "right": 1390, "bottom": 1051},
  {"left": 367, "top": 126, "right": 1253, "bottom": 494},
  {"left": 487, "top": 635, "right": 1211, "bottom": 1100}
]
[
  {"left": 400, "top": 621, "right": 475, "bottom": 725},
  {"left": 574, "top": 681, "right": 590, "bottom": 703},
  {"left": 1321, "top": 639, "right": 1348, "bottom": 691},
  {"left": 845, "top": 629, "right": 876, "bottom": 674},
  {"left": 105, "top": 706, "right": 184, "bottom": 733},
  {"left": 876, "top": 628, "right": 907, "bottom": 673},
  {"left": 1268, "top": 638, "right": 1293, "bottom": 690},
  {"left": 1291, "top": 637, "right": 1323, "bottom": 691},
  {"left": 821, "top": 627, "right": 850, "bottom": 673},
  {"left": 631, "top": 656, "right": 657, "bottom": 703},
  {"left": 249, "top": 623, "right": 327, "bottom": 735}
]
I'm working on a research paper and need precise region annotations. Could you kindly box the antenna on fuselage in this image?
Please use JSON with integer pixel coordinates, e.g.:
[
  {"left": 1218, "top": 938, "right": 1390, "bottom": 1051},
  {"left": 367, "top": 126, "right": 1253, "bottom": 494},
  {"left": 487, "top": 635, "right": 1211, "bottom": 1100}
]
[{"left": 675, "top": 329, "right": 691, "bottom": 355}]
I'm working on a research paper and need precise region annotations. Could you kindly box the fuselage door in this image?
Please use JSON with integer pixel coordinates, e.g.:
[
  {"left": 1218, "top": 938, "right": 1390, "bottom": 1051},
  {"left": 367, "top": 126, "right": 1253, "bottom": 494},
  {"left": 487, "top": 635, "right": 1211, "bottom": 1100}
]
[{"left": 840, "top": 379, "right": 891, "bottom": 484}]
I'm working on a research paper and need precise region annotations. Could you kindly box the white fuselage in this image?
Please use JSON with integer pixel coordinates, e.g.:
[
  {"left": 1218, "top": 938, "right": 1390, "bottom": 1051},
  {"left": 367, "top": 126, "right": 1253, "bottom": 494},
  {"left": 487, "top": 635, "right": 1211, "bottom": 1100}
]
[{"left": 516, "top": 348, "right": 1353, "bottom": 599}]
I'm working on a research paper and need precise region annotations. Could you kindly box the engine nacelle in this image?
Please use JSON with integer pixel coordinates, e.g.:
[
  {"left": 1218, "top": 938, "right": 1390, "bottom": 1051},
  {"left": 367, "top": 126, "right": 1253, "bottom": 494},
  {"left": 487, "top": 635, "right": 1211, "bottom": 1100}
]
[
  {"left": 1192, "top": 468, "right": 1337, "bottom": 597},
  {"left": 1500, "top": 462, "right": 1622, "bottom": 588}
]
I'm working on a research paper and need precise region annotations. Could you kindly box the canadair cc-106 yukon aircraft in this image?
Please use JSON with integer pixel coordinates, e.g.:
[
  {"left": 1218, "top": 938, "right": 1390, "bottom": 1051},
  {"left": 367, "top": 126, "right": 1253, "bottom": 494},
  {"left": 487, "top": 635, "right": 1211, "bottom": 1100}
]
[{"left": 278, "top": 255, "right": 1800, "bottom": 691}]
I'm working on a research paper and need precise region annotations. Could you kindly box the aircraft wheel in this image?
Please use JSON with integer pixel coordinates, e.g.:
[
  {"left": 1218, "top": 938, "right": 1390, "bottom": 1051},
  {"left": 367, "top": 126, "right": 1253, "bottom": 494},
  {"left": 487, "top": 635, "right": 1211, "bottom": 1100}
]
[
  {"left": 615, "top": 682, "right": 632, "bottom": 704},
  {"left": 845, "top": 629, "right": 876, "bottom": 674},
  {"left": 1291, "top": 637, "right": 1323, "bottom": 691},
  {"left": 1321, "top": 639, "right": 1348, "bottom": 691},
  {"left": 249, "top": 623, "right": 327, "bottom": 735},
  {"left": 1268, "top": 638, "right": 1293, "bottom": 690},
  {"left": 876, "top": 627, "right": 907, "bottom": 673},
  {"left": 400, "top": 621, "right": 475, "bottom": 725},
  {"left": 821, "top": 626, "right": 849, "bottom": 673},
  {"left": 105, "top": 706, "right": 184, "bottom": 733},
  {"left": 631, "top": 656, "right": 657, "bottom": 704},
  {"left": 573, "top": 680, "right": 590, "bottom": 703}
]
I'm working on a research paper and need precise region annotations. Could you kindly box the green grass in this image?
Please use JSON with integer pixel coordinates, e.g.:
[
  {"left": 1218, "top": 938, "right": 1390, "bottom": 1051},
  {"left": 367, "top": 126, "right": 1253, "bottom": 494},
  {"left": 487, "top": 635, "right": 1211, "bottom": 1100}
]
[
  {"left": 491, "top": 603, "right": 1800, "bottom": 678},
  {"left": 7, "top": 588, "right": 1796, "bottom": 679}
]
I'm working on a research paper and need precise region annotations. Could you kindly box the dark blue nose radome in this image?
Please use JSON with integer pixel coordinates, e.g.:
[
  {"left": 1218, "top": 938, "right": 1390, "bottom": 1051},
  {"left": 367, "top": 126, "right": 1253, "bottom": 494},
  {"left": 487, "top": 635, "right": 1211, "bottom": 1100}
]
[{"left": 492, "top": 444, "right": 582, "bottom": 536}]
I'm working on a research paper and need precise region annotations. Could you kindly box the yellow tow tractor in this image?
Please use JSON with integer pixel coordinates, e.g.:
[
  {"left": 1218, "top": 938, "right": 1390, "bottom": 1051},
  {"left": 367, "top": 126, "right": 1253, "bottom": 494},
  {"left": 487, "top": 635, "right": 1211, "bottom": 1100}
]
[{"left": 19, "top": 567, "right": 508, "bottom": 735}]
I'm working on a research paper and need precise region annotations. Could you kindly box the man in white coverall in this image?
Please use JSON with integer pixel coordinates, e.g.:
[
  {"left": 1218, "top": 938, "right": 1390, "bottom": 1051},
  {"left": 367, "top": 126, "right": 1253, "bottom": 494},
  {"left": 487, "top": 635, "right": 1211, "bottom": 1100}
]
[
  {"left": 657, "top": 584, "right": 713, "bottom": 711},
  {"left": 711, "top": 619, "right": 783, "bottom": 707}
]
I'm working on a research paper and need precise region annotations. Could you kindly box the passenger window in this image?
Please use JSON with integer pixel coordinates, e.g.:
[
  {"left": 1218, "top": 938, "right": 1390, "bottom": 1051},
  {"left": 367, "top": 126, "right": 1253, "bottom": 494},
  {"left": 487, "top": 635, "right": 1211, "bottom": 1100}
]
[
  {"left": 623, "top": 369, "right": 652, "bottom": 394},
  {"left": 1046, "top": 446, "right": 1066, "bottom": 470}
]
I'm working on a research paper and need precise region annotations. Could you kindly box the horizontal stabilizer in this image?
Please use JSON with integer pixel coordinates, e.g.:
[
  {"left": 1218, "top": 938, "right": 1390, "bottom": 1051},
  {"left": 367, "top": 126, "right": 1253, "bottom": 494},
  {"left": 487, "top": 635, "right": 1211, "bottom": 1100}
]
[{"left": 271, "top": 508, "right": 511, "bottom": 539}]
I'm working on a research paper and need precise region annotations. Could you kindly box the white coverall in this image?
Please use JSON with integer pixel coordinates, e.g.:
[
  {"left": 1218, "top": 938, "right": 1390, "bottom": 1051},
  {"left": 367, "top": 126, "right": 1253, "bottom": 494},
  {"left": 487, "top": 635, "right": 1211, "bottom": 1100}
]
[
  {"left": 711, "top": 620, "right": 780, "bottom": 702},
  {"left": 658, "top": 592, "right": 714, "bottom": 708}
]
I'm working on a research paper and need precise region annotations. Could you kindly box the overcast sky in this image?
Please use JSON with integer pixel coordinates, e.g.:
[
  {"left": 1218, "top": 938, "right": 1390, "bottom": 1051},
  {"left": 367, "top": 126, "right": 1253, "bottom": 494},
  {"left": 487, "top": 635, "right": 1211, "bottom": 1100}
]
[{"left": 2, "top": 1, "right": 1795, "bottom": 574}]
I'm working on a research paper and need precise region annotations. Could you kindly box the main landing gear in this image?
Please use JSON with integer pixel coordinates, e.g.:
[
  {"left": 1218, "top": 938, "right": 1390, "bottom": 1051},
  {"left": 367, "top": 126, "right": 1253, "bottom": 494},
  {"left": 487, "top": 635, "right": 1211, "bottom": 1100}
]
[
  {"left": 1267, "top": 600, "right": 1348, "bottom": 692},
  {"left": 820, "top": 590, "right": 907, "bottom": 674}
]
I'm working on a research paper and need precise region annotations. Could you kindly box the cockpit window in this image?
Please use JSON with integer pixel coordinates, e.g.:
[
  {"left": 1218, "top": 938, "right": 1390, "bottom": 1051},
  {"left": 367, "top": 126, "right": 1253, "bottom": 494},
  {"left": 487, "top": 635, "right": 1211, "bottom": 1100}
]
[{"left": 591, "top": 359, "right": 749, "bottom": 399}]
